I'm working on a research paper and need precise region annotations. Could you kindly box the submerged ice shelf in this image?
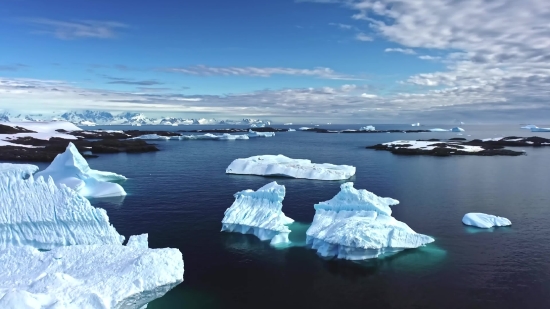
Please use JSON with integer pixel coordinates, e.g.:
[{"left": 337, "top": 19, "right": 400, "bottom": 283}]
[
  {"left": 462, "top": 213, "right": 512, "bottom": 228},
  {"left": 226, "top": 154, "right": 356, "bottom": 180},
  {"left": 221, "top": 182, "right": 294, "bottom": 246},
  {"left": 306, "top": 183, "right": 434, "bottom": 260},
  {"left": 35, "top": 143, "right": 127, "bottom": 198}
]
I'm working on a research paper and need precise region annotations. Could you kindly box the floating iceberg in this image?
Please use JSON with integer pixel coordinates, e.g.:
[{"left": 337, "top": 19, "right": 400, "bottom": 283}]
[
  {"left": 531, "top": 127, "right": 550, "bottom": 132},
  {"left": 226, "top": 155, "right": 356, "bottom": 180},
  {"left": 521, "top": 124, "right": 538, "bottom": 129},
  {"left": 131, "top": 134, "right": 171, "bottom": 140},
  {"left": 283, "top": 123, "right": 293, "bottom": 125},
  {"left": 221, "top": 182, "right": 293, "bottom": 246},
  {"left": 0, "top": 163, "right": 38, "bottom": 179},
  {"left": 0, "top": 243, "right": 183, "bottom": 309},
  {"left": 462, "top": 213, "right": 511, "bottom": 228},
  {"left": 411, "top": 123, "right": 420, "bottom": 126},
  {"left": 181, "top": 133, "right": 249, "bottom": 140},
  {"left": 450, "top": 127, "right": 465, "bottom": 132},
  {"left": 429, "top": 128, "right": 450, "bottom": 132},
  {"left": 287, "top": 128, "right": 296, "bottom": 132},
  {"left": 248, "top": 129, "right": 275, "bottom": 137},
  {"left": 298, "top": 127, "right": 311, "bottom": 131},
  {"left": 0, "top": 171, "right": 124, "bottom": 250},
  {"left": 359, "top": 125, "right": 375, "bottom": 131},
  {"left": 306, "top": 183, "right": 434, "bottom": 260},
  {"left": 34, "top": 143, "right": 127, "bottom": 198}
]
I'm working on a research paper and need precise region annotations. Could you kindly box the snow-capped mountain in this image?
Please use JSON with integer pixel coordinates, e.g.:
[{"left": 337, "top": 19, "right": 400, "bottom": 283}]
[{"left": 0, "top": 110, "right": 272, "bottom": 126}]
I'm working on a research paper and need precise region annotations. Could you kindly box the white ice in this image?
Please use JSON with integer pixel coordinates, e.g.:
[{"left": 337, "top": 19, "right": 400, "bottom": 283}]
[
  {"left": 131, "top": 134, "right": 171, "bottom": 140},
  {"left": 287, "top": 128, "right": 296, "bottom": 132},
  {"left": 298, "top": 127, "right": 311, "bottom": 131},
  {"left": 521, "top": 124, "right": 538, "bottom": 129},
  {"left": 34, "top": 143, "right": 127, "bottom": 198},
  {"left": 383, "top": 140, "right": 484, "bottom": 152},
  {"left": 180, "top": 133, "right": 249, "bottom": 140},
  {"left": 226, "top": 154, "right": 356, "bottom": 180},
  {"left": 306, "top": 183, "right": 434, "bottom": 260},
  {"left": 429, "top": 128, "right": 450, "bottom": 132},
  {"left": 462, "top": 213, "right": 512, "bottom": 228},
  {"left": 248, "top": 129, "right": 275, "bottom": 137},
  {"left": 450, "top": 127, "right": 465, "bottom": 132},
  {"left": 359, "top": 125, "right": 375, "bottom": 131},
  {"left": 0, "top": 121, "right": 80, "bottom": 147},
  {"left": 126, "top": 233, "right": 149, "bottom": 249},
  {"left": 411, "top": 123, "right": 420, "bottom": 126},
  {"left": 0, "top": 163, "right": 38, "bottom": 179},
  {"left": 221, "top": 182, "right": 293, "bottom": 246},
  {"left": 0, "top": 169, "right": 124, "bottom": 250},
  {"left": 0, "top": 243, "right": 183, "bottom": 309},
  {"left": 531, "top": 127, "right": 550, "bottom": 132}
]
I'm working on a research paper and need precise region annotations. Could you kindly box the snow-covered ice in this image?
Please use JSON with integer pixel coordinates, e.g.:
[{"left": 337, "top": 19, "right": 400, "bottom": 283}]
[
  {"left": 306, "top": 183, "right": 434, "bottom": 260},
  {"left": 226, "top": 154, "right": 356, "bottom": 180},
  {"left": 0, "top": 243, "right": 183, "bottom": 309},
  {"left": 359, "top": 125, "right": 375, "bottom": 131},
  {"left": 0, "top": 163, "right": 38, "bottom": 179},
  {"left": 126, "top": 233, "right": 149, "bottom": 249},
  {"left": 521, "top": 124, "right": 538, "bottom": 129},
  {"left": 130, "top": 134, "right": 171, "bottom": 140},
  {"left": 0, "top": 121, "right": 79, "bottom": 147},
  {"left": 298, "top": 127, "right": 311, "bottom": 131},
  {"left": 0, "top": 169, "right": 124, "bottom": 250},
  {"left": 181, "top": 133, "right": 249, "bottom": 140},
  {"left": 429, "top": 128, "right": 450, "bottom": 132},
  {"left": 248, "top": 129, "right": 275, "bottom": 137},
  {"left": 34, "top": 143, "right": 127, "bottom": 198},
  {"left": 287, "top": 128, "right": 296, "bottom": 132},
  {"left": 221, "top": 182, "right": 293, "bottom": 246},
  {"left": 382, "top": 140, "right": 484, "bottom": 152},
  {"left": 411, "top": 123, "right": 420, "bottom": 126},
  {"left": 462, "top": 213, "right": 512, "bottom": 228},
  {"left": 450, "top": 127, "right": 465, "bottom": 132}
]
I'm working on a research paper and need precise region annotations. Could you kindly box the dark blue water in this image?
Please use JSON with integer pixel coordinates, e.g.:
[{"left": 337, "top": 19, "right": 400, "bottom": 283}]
[{"left": 42, "top": 125, "right": 550, "bottom": 308}]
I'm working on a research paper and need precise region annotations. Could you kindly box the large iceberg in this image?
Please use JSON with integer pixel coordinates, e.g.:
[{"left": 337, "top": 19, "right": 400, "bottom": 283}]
[
  {"left": 531, "top": 127, "right": 550, "bottom": 132},
  {"left": 359, "top": 125, "right": 376, "bottom": 131},
  {"left": 450, "top": 127, "right": 465, "bottom": 132},
  {"left": 226, "top": 155, "right": 356, "bottom": 180},
  {"left": 0, "top": 242, "right": 183, "bottom": 309},
  {"left": 0, "top": 163, "right": 38, "bottom": 179},
  {"left": 306, "top": 183, "right": 434, "bottom": 260},
  {"left": 521, "top": 124, "right": 538, "bottom": 129},
  {"left": 462, "top": 213, "right": 512, "bottom": 228},
  {"left": 221, "top": 182, "right": 293, "bottom": 246},
  {"left": 34, "top": 143, "right": 127, "bottom": 198},
  {"left": 0, "top": 169, "right": 124, "bottom": 250},
  {"left": 429, "top": 128, "right": 450, "bottom": 132}
]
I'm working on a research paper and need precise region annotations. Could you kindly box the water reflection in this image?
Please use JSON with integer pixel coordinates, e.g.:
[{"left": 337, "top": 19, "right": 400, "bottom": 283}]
[{"left": 88, "top": 195, "right": 127, "bottom": 209}]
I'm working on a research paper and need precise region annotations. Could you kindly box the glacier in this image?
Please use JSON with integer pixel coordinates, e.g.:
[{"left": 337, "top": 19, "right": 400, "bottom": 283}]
[
  {"left": 248, "top": 129, "right": 275, "bottom": 137},
  {"left": 34, "top": 143, "right": 127, "bottom": 198},
  {"left": 462, "top": 213, "right": 512, "bottom": 228},
  {"left": 226, "top": 155, "right": 356, "bottom": 180},
  {"left": 221, "top": 182, "right": 294, "bottom": 246},
  {"left": 306, "top": 183, "right": 434, "bottom": 260},
  {"left": 0, "top": 243, "right": 183, "bottom": 309},
  {"left": 0, "top": 168, "right": 124, "bottom": 250}
]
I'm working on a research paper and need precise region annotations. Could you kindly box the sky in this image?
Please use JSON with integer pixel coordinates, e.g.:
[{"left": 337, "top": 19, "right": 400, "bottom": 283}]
[{"left": 1, "top": 0, "right": 549, "bottom": 123}]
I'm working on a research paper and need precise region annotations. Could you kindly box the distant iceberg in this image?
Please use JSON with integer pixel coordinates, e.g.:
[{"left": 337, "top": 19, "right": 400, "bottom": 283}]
[
  {"left": 181, "top": 133, "right": 249, "bottom": 140},
  {"left": 221, "top": 182, "right": 293, "bottom": 246},
  {"left": 359, "top": 125, "right": 375, "bottom": 131},
  {"left": 0, "top": 166, "right": 124, "bottom": 250},
  {"left": 131, "top": 134, "right": 171, "bottom": 140},
  {"left": 34, "top": 143, "right": 127, "bottom": 198},
  {"left": 298, "top": 127, "right": 311, "bottom": 131},
  {"left": 226, "top": 154, "right": 356, "bottom": 180},
  {"left": 462, "top": 213, "right": 511, "bottom": 228},
  {"left": 411, "top": 123, "right": 420, "bottom": 126},
  {"left": 306, "top": 183, "right": 434, "bottom": 260},
  {"left": 429, "top": 128, "right": 450, "bottom": 132},
  {"left": 450, "top": 127, "right": 465, "bottom": 132},
  {"left": 531, "top": 127, "right": 550, "bottom": 132},
  {"left": 248, "top": 129, "right": 275, "bottom": 138},
  {"left": 0, "top": 242, "right": 183, "bottom": 309},
  {"left": 287, "top": 128, "right": 296, "bottom": 132},
  {"left": 521, "top": 124, "right": 538, "bottom": 129},
  {"left": 284, "top": 123, "right": 293, "bottom": 125}
]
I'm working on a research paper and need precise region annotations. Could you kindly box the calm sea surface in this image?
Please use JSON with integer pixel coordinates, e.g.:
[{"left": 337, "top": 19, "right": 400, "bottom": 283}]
[{"left": 33, "top": 124, "right": 550, "bottom": 309}]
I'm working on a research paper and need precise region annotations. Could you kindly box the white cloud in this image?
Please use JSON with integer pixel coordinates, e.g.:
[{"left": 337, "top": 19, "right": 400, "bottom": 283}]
[
  {"left": 418, "top": 55, "right": 441, "bottom": 60},
  {"left": 163, "top": 65, "right": 362, "bottom": 80},
  {"left": 329, "top": 22, "right": 354, "bottom": 30},
  {"left": 361, "top": 93, "right": 378, "bottom": 98},
  {"left": 22, "top": 18, "right": 128, "bottom": 39},
  {"left": 355, "top": 32, "right": 373, "bottom": 41},
  {"left": 385, "top": 48, "right": 416, "bottom": 55}
]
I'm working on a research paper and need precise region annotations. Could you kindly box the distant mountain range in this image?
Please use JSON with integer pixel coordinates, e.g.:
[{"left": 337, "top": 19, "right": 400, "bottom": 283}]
[{"left": 0, "top": 110, "right": 272, "bottom": 126}]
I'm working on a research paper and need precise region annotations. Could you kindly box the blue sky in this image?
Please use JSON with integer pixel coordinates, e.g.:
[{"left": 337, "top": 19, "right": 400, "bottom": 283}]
[{"left": 1, "top": 0, "right": 549, "bottom": 123}]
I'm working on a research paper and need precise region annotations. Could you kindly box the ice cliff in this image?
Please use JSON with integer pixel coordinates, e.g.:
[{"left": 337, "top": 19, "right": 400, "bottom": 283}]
[
  {"left": 221, "top": 182, "right": 294, "bottom": 246},
  {"left": 35, "top": 143, "right": 127, "bottom": 198},
  {"left": 226, "top": 155, "right": 356, "bottom": 180},
  {"left": 306, "top": 183, "right": 434, "bottom": 260}
]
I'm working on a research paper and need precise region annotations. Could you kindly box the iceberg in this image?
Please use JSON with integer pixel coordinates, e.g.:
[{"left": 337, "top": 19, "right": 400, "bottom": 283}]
[
  {"left": 181, "top": 133, "right": 249, "bottom": 140},
  {"left": 221, "top": 182, "right": 293, "bottom": 246},
  {"left": 521, "top": 124, "right": 538, "bottom": 129},
  {"left": 359, "top": 125, "right": 375, "bottom": 131},
  {"left": 287, "top": 128, "right": 296, "bottom": 132},
  {"left": 462, "top": 213, "right": 512, "bottom": 228},
  {"left": 130, "top": 134, "right": 171, "bottom": 140},
  {"left": 0, "top": 163, "right": 38, "bottom": 179},
  {"left": 411, "top": 123, "right": 420, "bottom": 126},
  {"left": 450, "top": 127, "right": 465, "bottom": 132},
  {"left": 248, "top": 129, "right": 275, "bottom": 137},
  {"left": 306, "top": 183, "right": 434, "bottom": 260},
  {"left": 531, "top": 127, "right": 550, "bottom": 132},
  {"left": 298, "top": 127, "right": 311, "bottom": 131},
  {"left": 226, "top": 154, "right": 356, "bottom": 180},
  {"left": 429, "top": 128, "right": 450, "bottom": 132},
  {"left": 34, "top": 143, "right": 127, "bottom": 198},
  {"left": 0, "top": 171, "right": 124, "bottom": 250},
  {"left": 0, "top": 243, "right": 183, "bottom": 309}
]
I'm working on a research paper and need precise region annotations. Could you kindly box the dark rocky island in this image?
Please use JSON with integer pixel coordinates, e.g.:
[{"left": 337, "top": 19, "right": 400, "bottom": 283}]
[{"left": 365, "top": 137, "right": 548, "bottom": 157}]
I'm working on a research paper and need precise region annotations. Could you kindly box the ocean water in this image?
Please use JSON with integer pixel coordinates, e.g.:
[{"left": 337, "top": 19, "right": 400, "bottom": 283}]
[{"left": 39, "top": 125, "right": 550, "bottom": 308}]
